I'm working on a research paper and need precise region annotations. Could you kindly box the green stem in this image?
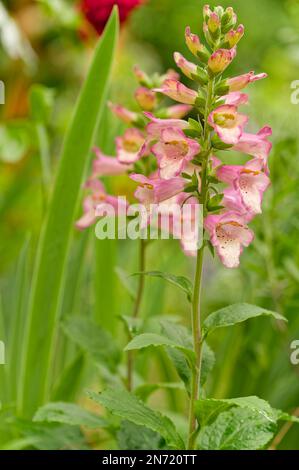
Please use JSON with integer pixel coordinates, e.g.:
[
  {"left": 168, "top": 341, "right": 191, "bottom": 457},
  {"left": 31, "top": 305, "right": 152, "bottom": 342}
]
[
  {"left": 187, "top": 77, "right": 214, "bottom": 450},
  {"left": 127, "top": 238, "right": 146, "bottom": 391}
]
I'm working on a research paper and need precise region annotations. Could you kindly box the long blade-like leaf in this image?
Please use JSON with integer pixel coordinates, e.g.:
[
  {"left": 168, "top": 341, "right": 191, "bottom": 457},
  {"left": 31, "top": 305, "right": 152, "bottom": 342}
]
[{"left": 18, "top": 8, "right": 119, "bottom": 417}]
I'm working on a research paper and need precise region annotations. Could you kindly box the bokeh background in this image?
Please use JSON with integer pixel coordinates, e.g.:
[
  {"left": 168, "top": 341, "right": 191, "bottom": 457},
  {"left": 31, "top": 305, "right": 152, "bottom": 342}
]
[{"left": 1, "top": 0, "right": 299, "bottom": 449}]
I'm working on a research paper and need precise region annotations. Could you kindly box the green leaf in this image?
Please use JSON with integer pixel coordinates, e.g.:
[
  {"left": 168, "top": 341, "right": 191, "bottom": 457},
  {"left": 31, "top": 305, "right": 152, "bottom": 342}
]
[
  {"left": 197, "top": 408, "right": 276, "bottom": 450},
  {"left": 125, "top": 333, "right": 195, "bottom": 365},
  {"left": 195, "top": 395, "right": 278, "bottom": 428},
  {"left": 160, "top": 321, "right": 193, "bottom": 395},
  {"left": 0, "top": 122, "right": 31, "bottom": 163},
  {"left": 62, "top": 316, "right": 121, "bottom": 372},
  {"left": 135, "top": 383, "right": 185, "bottom": 402},
  {"left": 52, "top": 354, "right": 85, "bottom": 402},
  {"left": 15, "top": 421, "right": 88, "bottom": 450},
  {"left": 117, "top": 421, "right": 163, "bottom": 450},
  {"left": 203, "top": 303, "right": 287, "bottom": 336},
  {"left": 200, "top": 343, "right": 215, "bottom": 386},
  {"left": 34, "top": 402, "right": 107, "bottom": 429},
  {"left": 18, "top": 8, "right": 119, "bottom": 417},
  {"left": 207, "top": 193, "right": 224, "bottom": 210},
  {"left": 29, "top": 84, "right": 55, "bottom": 123},
  {"left": 132, "top": 271, "right": 193, "bottom": 302},
  {"left": 87, "top": 388, "right": 185, "bottom": 449},
  {"left": 115, "top": 266, "right": 137, "bottom": 301}
]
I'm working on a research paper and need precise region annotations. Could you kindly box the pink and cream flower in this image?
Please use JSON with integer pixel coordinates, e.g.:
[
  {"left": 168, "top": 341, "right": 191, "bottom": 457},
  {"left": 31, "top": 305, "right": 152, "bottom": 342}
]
[
  {"left": 217, "top": 159, "right": 271, "bottom": 215},
  {"left": 154, "top": 79, "right": 198, "bottom": 105},
  {"left": 76, "top": 179, "right": 125, "bottom": 230},
  {"left": 208, "top": 104, "right": 248, "bottom": 145},
  {"left": 164, "top": 104, "right": 192, "bottom": 119},
  {"left": 204, "top": 211, "right": 254, "bottom": 268},
  {"left": 151, "top": 127, "right": 200, "bottom": 179},
  {"left": 92, "top": 148, "right": 133, "bottom": 177},
  {"left": 232, "top": 126, "right": 272, "bottom": 173},
  {"left": 130, "top": 173, "right": 186, "bottom": 207},
  {"left": 227, "top": 71, "right": 267, "bottom": 92},
  {"left": 108, "top": 102, "right": 138, "bottom": 125},
  {"left": 116, "top": 128, "right": 145, "bottom": 164},
  {"left": 222, "top": 91, "right": 249, "bottom": 106}
]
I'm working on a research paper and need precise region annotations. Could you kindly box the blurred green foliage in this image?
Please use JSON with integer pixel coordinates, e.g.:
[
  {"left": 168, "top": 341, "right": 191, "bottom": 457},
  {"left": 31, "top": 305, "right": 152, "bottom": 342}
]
[{"left": 0, "top": 0, "right": 299, "bottom": 450}]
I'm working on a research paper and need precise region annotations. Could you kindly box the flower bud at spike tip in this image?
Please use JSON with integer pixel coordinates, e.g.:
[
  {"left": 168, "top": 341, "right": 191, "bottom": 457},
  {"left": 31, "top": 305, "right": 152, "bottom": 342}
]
[{"left": 208, "top": 12, "right": 221, "bottom": 33}]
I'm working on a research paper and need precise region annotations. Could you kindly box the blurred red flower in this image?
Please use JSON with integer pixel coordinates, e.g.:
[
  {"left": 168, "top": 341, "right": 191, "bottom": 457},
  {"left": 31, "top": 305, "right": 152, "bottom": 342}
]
[{"left": 81, "top": 0, "right": 142, "bottom": 34}]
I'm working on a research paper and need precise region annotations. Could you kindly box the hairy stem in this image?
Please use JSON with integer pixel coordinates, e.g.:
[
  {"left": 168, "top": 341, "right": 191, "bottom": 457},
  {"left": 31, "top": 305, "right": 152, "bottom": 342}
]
[
  {"left": 187, "top": 77, "right": 214, "bottom": 449},
  {"left": 127, "top": 238, "right": 146, "bottom": 391}
]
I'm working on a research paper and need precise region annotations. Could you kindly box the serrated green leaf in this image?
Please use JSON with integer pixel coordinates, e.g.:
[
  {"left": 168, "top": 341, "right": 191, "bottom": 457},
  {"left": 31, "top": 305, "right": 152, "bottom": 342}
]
[
  {"left": 160, "top": 321, "right": 193, "bottom": 394},
  {"left": 197, "top": 408, "right": 276, "bottom": 450},
  {"left": 132, "top": 271, "right": 193, "bottom": 302},
  {"left": 15, "top": 420, "right": 88, "bottom": 450},
  {"left": 62, "top": 316, "right": 121, "bottom": 371},
  {"left": 117, "top": 421, "right": 163, "bottom": 450},
  {"left": 195, "top": 395, "right": 278, "bottom": 428},
  {"left": 125, "top": 333, "right": 195, "bottom": 365},
  {"left": 34, "top": 402, "right": 107, "bottom": 429},
  {"left": 87, "top": 388, "right": 185, "bottom": 449},
  {"left": 203, "top": 303, "right": 287, "bottom": 336}
]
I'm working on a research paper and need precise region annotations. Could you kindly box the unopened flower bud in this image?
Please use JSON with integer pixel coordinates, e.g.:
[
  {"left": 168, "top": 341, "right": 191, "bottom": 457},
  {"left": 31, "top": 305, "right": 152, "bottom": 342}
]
[
  {"left": 135, "top": 87, "right": 157, "bottom": 111},
  {"left": 208, "top": 47, "right": 236, "bottom": 75},
  {"left": 221, "top": 6, "right": 237, "bottom": 33},
  {"left": 185, "top": 27, "right": 210, "bottom": 63},
  {"left": 225, "top": 25, "right": 245, "bottom": 48},
  {"left": 208, "top": 12, "right": 221, "bottom": 34},
  {"left": 203, "top": 4, "right": 212, "bottom": 21},
  {"left": 133, "top": 66, "right": 152, "bottom": 87}
]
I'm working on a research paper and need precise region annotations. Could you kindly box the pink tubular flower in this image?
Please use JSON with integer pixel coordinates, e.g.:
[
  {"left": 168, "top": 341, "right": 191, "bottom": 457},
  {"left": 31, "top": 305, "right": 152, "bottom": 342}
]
[
  {"left": 92, "top": 148, "right": 132, "bottom": 176},
  {"left": 135, "top": 87, "right": 157, "bottom": 111},
  {"left": 153, "top": 79, "right": 198, "bottom": 105},
  {"left": 217, "top": 160, "right": 270, "bottom": 215},
  {"left": 130, "top": 173, "right": 185, "bottom": 206},
  {"left": 204, "top": 211, "right": 254, "bottom": 268},
  {"left": 165, "top": 104, "right": 192, "bottom": 119},
  {"left": 116, "top": 128, "right": 145, "bottom": 163},
  {"left": 173, "top": 52, "right": 197, "bottom": 80},
  {"left": 81, "top": 0, "right": 142, "bottom": 34},
  {"left": 227, "top": 71, "right": 267, "bottom": 92},
  {"left": 76, "top": 179, "right": 121, "bottom": 230},
  {"left": 144, "top": 112, "right": 188, "bottom": 137},
  {"left": 208, "top": 47, "right": 236, "bottom": 75},
  {"left": 232, "top": 126, "right": 272, "bottom": 173},
  {"left": 151, "top": 128, "right": 200, "bottom": 179},
  {"left": 162, "top": 69, "right": 180, "bottom": 82},
  {"left": 208, "top": 104, "right": 248, "bottom": 145},
  {"left": 108, "top": 102, "right": 138, "bottom": 124},
  {"left": 223, "top": 91, "right": 249, "bottom": 106}
]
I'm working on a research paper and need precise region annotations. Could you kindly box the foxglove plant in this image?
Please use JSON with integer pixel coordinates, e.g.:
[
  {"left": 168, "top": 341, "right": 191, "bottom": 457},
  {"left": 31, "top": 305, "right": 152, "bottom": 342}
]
[{"left": 61, "top": 4, "right": 299, "bottom": 451}]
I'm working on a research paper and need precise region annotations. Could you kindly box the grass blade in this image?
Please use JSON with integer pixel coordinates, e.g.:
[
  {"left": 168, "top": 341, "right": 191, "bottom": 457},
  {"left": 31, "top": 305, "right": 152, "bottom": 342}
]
[{"left": 18, "top": 8, "right": 119, "bottom": 417}]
